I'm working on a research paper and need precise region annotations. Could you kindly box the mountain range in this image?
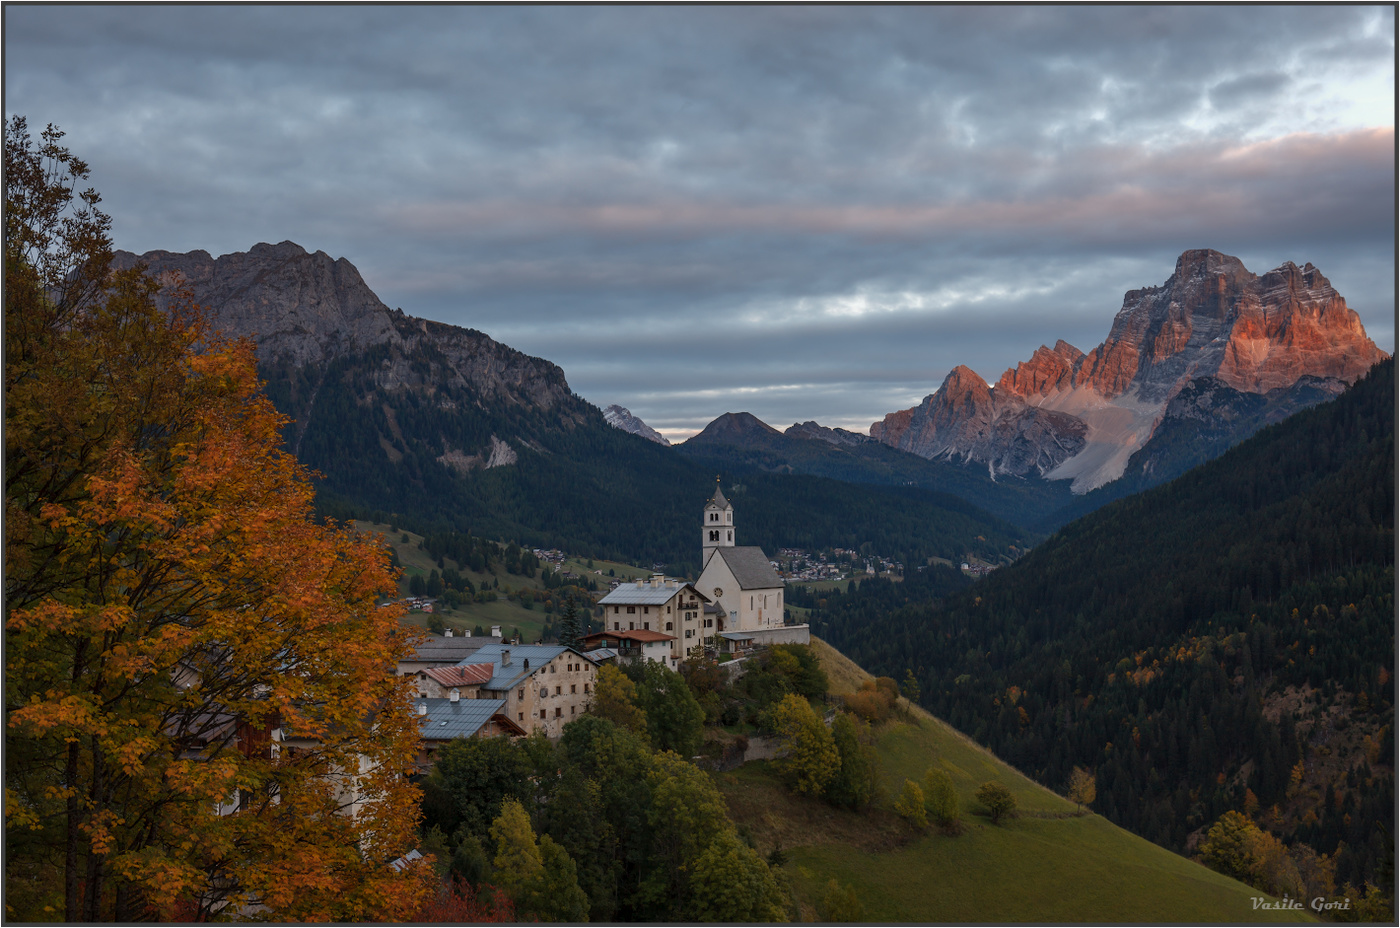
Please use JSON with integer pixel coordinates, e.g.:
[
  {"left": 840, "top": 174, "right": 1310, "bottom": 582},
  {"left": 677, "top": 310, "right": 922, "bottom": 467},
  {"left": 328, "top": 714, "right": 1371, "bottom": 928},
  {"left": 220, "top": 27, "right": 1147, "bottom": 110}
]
[
  {"left": 868, "top": 249, "right": 1386, "bottom": 492},
  {"left": 111, "top": 242, "right": 1031, "bottom": 570}
]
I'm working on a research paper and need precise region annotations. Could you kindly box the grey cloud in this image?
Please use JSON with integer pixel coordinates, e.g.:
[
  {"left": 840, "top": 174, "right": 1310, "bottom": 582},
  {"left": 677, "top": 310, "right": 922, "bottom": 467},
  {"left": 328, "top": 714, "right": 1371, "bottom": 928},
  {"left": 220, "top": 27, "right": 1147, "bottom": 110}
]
[{"left": 5, "top": 5, "right": 1392, "bottom": 437}]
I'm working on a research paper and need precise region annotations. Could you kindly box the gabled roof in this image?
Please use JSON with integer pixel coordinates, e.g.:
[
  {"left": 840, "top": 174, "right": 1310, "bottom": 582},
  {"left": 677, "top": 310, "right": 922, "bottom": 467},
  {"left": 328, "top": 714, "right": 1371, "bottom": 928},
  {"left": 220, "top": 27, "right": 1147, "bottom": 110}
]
[
  {"left": 405, "top": 636, "right": 500, "bottom": 664},
  {"left": 706, "top": 483, "right": 732, "bottom": 511},
  {"left": 582, "top": 628, "right": 675, "bottom": 645},
  {"left": 423, "top": 664, "right": 494, "bottom": 689},
  {"left": 599, "top": 579, "right": 708, "bottom": 606},
  {"left": 414, "top": 697, "right": 524, "bottom": 740},
  {"left": 459, "top": 643, "right": 587, "bottom": 691},
  {"left": 712, "top": 546, "right": 783, "bottom": 590}
]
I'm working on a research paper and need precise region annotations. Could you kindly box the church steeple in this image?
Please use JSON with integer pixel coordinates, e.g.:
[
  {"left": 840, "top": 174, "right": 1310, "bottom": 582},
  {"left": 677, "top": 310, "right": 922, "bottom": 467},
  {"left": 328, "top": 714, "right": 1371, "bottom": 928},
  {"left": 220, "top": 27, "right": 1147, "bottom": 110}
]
[{"left": 702, "top": 479, "right": 734, "bottom": 558}]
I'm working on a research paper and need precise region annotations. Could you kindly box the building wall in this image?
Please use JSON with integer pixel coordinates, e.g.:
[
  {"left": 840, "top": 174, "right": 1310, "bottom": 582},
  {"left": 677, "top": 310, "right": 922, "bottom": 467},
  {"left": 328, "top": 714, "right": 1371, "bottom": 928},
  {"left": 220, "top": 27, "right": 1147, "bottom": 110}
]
[
  {"left": 488, "top": 652, "right": 596, "bottom": 739},
  {"left": 696, "top": 558, "right": 784, "bottom": 633}
]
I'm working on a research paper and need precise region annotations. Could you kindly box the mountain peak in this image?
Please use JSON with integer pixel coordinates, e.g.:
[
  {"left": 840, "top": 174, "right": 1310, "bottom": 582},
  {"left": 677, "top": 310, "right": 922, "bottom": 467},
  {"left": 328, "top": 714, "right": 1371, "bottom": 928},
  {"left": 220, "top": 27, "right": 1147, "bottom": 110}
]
[
  {"left": 602, "top": 405, "right": 670, "bottom": 445},
  {"left": 688, "top": 412, "right": 782, "bottom": 446}
]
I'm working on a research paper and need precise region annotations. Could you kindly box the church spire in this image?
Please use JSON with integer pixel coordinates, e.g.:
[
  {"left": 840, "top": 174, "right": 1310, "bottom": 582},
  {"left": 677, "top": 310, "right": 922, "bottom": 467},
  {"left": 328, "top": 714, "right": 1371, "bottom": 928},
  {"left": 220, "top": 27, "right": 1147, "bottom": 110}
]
[{"left": 702, "top": 479, "right": 734, "bottom": 557}]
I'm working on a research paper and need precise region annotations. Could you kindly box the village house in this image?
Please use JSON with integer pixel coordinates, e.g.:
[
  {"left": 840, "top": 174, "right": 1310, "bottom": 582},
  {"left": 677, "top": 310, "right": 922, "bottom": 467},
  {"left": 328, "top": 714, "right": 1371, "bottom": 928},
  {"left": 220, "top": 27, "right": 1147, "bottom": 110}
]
[
  {"left": 456, "top": 642, "right": 597, "bottom": 738},
  {"left": 397, "top": 633, "right": 501, "bottom": 676},
  {"left": 596, "top": 575, "right": 711, "bottom": 662},
  {"left": 579, "top": 628, "right": 677, "bottom": 666},
  {"left": 411, "top": 695, "right": 526, "bottom": 771}
]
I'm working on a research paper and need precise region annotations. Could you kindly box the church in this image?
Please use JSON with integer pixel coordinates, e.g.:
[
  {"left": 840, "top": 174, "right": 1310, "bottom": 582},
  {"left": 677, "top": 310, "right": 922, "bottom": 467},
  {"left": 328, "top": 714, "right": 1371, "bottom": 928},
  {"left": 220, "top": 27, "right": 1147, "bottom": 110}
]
[
  {"left": 694, "top": 483, "right": 787, "bottom": 634},
  {"left": 596, "top": 482, "right": 808, "bottom": 663}
]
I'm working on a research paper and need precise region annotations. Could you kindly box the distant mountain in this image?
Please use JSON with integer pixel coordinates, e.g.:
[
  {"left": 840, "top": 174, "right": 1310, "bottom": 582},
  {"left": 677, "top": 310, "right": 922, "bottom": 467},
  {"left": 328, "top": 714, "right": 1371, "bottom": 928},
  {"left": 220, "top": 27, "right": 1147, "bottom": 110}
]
[
  {"left": 819, "top": 358, "right": 1395, "bottom": 893},
  {"left": 114, "top": 242, "right": 1030, "bottom": 570},
  {"left": 602, "top": 405, "right": 670, "bottom": 445},
  {"left": 676, "top": 411, "right": 1075, "bottom": 529},
  {"left": 872, "top": 249, "right": 1388, "bottom": 493}
]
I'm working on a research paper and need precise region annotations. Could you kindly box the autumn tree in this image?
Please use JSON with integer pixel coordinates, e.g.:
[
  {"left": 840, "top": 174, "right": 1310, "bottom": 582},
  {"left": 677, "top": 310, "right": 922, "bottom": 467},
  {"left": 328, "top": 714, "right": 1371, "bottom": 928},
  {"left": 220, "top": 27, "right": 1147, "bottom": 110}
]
[
  {"left": 893, "top": 779, "right": 929, "bottom": 829},
  {"left": 4, "top": 118, "right": 428, "bottom": 922},
  {"left": 589, "top": 663, "right": 649, "bottom": 738},
  {"left": 1067, "top": 765, "right": 1096, "bottom": 812},
  {"left": 975, "top": 781, "right": 1017, "bottom": 825},
  {"left": 923, "top": 766, "right": 960, "bottom": 828},
  {"left": 767, "top": 694, "right": 839, "bottom": 798}
]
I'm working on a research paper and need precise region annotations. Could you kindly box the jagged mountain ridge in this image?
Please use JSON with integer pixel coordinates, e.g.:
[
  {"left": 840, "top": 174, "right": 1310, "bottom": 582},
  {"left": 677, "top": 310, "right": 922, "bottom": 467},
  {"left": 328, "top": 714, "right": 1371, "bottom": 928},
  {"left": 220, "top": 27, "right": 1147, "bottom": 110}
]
[
  {"left": 602, "top": 405, "right": 670, "bottom": 445},
  {"left": 111, "top": 241, "right": 1031, "bottom": 569},
  {"left": 872, "top": 249, "right": 1388, "bottom": 492},
  {"left": 112, "top": 242, "right": 587, "bottom": 463}
]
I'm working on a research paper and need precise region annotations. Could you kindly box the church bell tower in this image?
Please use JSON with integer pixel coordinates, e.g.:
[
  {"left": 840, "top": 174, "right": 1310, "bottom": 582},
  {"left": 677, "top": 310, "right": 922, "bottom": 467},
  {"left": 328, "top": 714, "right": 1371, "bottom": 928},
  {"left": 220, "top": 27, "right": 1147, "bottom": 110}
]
[{"left": 702, "top": 480, "right": 735, "bottom": 563}]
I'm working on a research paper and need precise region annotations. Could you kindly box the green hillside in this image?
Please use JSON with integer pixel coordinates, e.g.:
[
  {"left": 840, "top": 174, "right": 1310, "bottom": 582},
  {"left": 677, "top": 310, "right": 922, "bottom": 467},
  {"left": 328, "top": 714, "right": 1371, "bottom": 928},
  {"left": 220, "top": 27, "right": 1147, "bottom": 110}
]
[
  {"left": 814, "top": 359, "right": 1395, "bottom": 900},
  {"left": 721, "top": 640, "right": 1313, "bottom": 923}
]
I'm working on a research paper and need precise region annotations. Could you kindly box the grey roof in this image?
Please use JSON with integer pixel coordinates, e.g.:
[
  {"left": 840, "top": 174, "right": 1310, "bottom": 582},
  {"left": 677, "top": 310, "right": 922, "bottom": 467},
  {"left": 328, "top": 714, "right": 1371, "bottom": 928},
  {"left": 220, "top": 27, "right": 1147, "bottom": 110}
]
[
  {"left": 713, "top": 546, "right": 783, "bottom": 590},
  {"left": 599, "top": 579, "right": 708, "bottom": 606},
  {"left": 584, "top": 648, "right": 619, "bottom": 662},
  {"left": 415, "top": 697, "right": 508, "bottom": 741},
  {"left": 407, "top": 636, "right": 500, "bottom": 663},
  {"left": 460, "top": 643, "right": 583, "bottom": 691},
  {"left": 718, "top": 631, "right": 758, "bottom": 641},
  {"left": 706, "top": 484, "right": 732, "bottom": 510}
]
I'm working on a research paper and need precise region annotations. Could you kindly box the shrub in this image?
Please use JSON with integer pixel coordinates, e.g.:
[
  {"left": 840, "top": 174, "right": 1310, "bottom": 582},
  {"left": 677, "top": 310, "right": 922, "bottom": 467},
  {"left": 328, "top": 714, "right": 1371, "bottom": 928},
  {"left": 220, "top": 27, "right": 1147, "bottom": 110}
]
[{"left": 975, "top": 781, "right": 1017, "bottom": 824}]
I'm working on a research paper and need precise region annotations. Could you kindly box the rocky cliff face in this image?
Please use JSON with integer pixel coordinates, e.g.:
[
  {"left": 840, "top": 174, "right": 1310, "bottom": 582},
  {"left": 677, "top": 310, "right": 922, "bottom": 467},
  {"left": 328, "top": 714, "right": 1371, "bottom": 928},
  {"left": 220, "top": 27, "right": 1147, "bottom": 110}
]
[
  {"left": 872, "top": 249, "right": 1388, "bottom": 492},
  {"left": 603, "top": 405, "right": 670, "bottom": 445},
  {"left": 112, "top": 242, "right": 589, "bottom": 469}
]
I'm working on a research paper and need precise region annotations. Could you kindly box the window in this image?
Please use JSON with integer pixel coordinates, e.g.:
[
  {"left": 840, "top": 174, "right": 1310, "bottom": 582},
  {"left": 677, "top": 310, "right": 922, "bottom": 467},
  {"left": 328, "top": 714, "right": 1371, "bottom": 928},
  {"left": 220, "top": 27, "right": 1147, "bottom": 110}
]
[
  {"left": 643, "top": 606, "right": 649, "bottom": 614},
  {"left": 571, "top": 684, "right": 577, "bottom": 694},
  {"left": 685, "top": 629, "right": 692, "bottom": 638},
  {"left": 613, "top": 606, "right": 619, "bottom": 614},
  {"left": 518, "top": 689, "right": 524, "bottom": 700},
  {"left": 519, "top": 712, "right": 524, "bottom": 721},
  {"left": 727, "top": 530, "right": 731, "bottom": 541},
  {"left": 539, "top": 709, "right": 546, "bottom": 719},
  {"left": 644, "top": 622, "right": 650, "bottom": 630},
  {"left": 550, "top": 664, "right": 556, "bottom": 673},
  {"left": 555, "top": 686, "right": 561, "bottom": 696},
  {"left": 709, "top": 530, "right": 718, "bottom": 542},
  {"left": 627, "top": 606, "right": 635, "bottom": 614},
  {"left": 584, "top": 683, "right": 591, "bottom": 693},
  {"left": 571, "top": 705, "right": 576, "bottom": 715},
  {"left": 667, "top": 605, "right": 671, "bottom": 613},
  {"left": 705, "top": 619, "right": 713, "bottom": 628},
  {"left": 555, "top": 707, "right": 561, "bottom": 718},
  {"left": 540, "top": 688, "right": 548, "bottom": 699},
  {"left": 629, "top": 622, "right": 634, "bottom": 630},
  {"left": 666, "top": 622, "right": 673, "bottom": 631},
  {"left": 614, "top": 622, "right": 620, "bottom": 630}
]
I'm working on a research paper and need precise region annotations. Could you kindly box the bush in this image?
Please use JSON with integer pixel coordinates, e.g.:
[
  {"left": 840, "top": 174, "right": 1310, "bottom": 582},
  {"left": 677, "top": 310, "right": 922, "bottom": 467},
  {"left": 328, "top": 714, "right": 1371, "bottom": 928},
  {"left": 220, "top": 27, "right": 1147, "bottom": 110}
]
[
  {"left": 923, "top": 766, "right": 960, "bottom": 828},
  {"left": 975, "top": 781, "right": 1017, "bottom": 824},
  {"left": 893, "top": 779, "right": 928, "bottom": 829},
  {"left": 843, "top": 680, "right": 896, "bottom": 723}
]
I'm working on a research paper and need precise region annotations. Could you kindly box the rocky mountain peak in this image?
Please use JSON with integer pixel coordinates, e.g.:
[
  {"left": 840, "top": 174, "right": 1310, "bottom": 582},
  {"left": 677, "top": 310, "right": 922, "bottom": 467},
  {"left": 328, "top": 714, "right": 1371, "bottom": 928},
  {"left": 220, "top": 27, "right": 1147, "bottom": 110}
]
[
  {"left": 785, "top": 421, "right": 874, "bottom": 447},
  {"left": 872, "top": 249, "right": 1387, "bottom": 492},
  {"left": 603, "top": 405, "right": 670, "bottom": 445}
]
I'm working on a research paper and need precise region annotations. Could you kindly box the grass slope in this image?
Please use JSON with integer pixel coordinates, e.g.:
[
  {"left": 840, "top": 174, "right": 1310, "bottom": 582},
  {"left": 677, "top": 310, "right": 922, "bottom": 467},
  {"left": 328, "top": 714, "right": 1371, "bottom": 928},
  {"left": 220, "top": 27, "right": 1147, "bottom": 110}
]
[{"left": 716, "top": 639, "right": 1313, "bottom": 923}]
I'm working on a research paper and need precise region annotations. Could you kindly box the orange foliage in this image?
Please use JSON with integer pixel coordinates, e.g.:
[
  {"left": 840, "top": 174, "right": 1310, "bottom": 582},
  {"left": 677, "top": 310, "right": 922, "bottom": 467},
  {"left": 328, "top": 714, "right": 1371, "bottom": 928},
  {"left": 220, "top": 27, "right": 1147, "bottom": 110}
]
[{"left": 5, "top": 119, "right": 428, "bottom": 922}]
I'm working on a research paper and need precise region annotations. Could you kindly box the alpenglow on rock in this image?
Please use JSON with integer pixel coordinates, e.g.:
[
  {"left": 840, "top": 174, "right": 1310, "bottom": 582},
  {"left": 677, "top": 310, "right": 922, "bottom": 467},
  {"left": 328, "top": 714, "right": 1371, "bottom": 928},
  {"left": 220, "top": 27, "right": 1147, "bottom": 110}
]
[
  {"left": 872, "top": 249, "right": 1389, "bottom": 493},
  {"left": 602, "top": 405, "right": 670, "bottom": 446}
]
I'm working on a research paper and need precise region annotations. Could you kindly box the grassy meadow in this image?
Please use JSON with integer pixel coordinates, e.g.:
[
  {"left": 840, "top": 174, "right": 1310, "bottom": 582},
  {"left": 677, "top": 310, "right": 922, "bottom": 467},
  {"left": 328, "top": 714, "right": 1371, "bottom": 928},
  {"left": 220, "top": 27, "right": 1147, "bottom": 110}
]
[{"left": 713, "top": 638, "right": 1315, "bottom": 923}]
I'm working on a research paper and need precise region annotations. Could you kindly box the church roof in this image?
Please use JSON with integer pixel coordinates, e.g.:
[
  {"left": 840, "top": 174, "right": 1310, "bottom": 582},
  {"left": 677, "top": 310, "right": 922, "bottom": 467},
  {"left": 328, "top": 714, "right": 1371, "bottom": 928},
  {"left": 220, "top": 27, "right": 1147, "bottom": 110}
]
[
  {"left": 706, "top": 484, "right": 732, "bottom": 511},
  {"left": 712, "top": 546, "right": 783, "bottom": 591}
]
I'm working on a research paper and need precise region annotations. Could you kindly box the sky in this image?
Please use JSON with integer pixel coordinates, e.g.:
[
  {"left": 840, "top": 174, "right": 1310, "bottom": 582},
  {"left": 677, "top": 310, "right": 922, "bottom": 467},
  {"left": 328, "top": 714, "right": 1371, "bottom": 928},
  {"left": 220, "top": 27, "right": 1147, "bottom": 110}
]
[{"left": 5, "top": 5, "right": 1395, "bottom": 440}]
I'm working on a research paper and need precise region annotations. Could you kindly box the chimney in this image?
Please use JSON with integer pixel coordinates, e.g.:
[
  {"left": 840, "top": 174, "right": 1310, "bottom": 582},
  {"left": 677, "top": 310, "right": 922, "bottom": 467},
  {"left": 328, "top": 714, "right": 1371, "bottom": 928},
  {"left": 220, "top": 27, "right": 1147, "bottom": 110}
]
[
  {"left": 464, "top": 628, "right": 471, "bottom": 637},
  {"left": 417, "top": 703, "right": 427, "bottom": 716},
  {"left": 501, "top": 649, "right": 511, "bottom": 666},
  {"left": 524, "top": 658, "right": 530, "bottom": 670},
  {"left": 444, "top": 628, "right": 454, "bottom": 637},
  {"left": 491, "top": 625, "right": 502, "bottom": 638},
  {"left": 449, "top": 688, "right": 460, "bottom": 703}
]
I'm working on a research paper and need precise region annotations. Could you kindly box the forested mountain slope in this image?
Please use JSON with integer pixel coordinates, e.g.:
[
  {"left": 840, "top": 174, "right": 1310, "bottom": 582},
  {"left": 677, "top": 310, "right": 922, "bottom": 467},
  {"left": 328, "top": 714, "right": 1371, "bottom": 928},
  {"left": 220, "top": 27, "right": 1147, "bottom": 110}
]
[
  {"left": 815, "top": 359, "right": 1395, "bottom": 894},
  {"left": 117, "top": 243, "right": 1029, "bottom": 572}
]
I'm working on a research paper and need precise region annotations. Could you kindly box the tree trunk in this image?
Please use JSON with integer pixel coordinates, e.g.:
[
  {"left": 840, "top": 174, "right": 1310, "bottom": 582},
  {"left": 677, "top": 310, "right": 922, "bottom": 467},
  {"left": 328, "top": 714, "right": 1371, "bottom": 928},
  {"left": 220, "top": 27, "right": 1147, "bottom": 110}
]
[
  {"left": 82, "top": 737, "right": 106, "bottom": 921},
  {"left": 65, "top": 740, "right": 81, "bottom": 922}
]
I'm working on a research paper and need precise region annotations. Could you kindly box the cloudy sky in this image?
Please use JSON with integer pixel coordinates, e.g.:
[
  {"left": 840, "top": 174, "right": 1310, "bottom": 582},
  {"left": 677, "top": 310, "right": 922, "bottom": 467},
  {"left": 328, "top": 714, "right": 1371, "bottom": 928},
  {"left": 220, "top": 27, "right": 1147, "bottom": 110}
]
[{"left": 6, "top": 6, "right": 1394, "bottom": 439}]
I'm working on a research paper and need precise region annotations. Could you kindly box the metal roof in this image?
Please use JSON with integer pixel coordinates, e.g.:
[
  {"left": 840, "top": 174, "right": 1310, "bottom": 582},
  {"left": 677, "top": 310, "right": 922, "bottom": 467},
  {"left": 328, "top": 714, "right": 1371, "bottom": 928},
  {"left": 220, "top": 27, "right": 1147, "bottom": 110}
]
[
  {"left": 582, "top": 628, "right": 675, "bottom": 644},
  {"left": 706, "top": 484, "right": 732, "bottom": 510},
  {"left": 423, "top": 664, "right": 494, "bottom": 688},
  {"left": 415, "top": 697, "right": 509, "bottom": 741},
  {"left": 584, "top": 648, "right": 619, "bottom": 662},
  {"left": 599, "top": 579, "right": 707, "bottom": 606},
  {"left": 459, "top": 643, "right": 587, "bottom": 691},
  {"left": 407, "top": 636, "right": 500, "bottom": 663},
  {"left": 712, "top": 546, "right": 783, "bottom": 590},
  {"left": 718, "top": 631, "right": 757, "bottom": 640}
]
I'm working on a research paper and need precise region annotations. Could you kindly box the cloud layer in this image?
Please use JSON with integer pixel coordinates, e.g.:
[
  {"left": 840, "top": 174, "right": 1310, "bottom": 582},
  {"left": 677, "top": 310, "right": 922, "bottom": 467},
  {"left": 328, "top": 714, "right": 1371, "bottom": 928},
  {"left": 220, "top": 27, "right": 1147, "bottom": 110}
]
[{"left": 6, "top": 6, "right": 1393, "bottom": 437}]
